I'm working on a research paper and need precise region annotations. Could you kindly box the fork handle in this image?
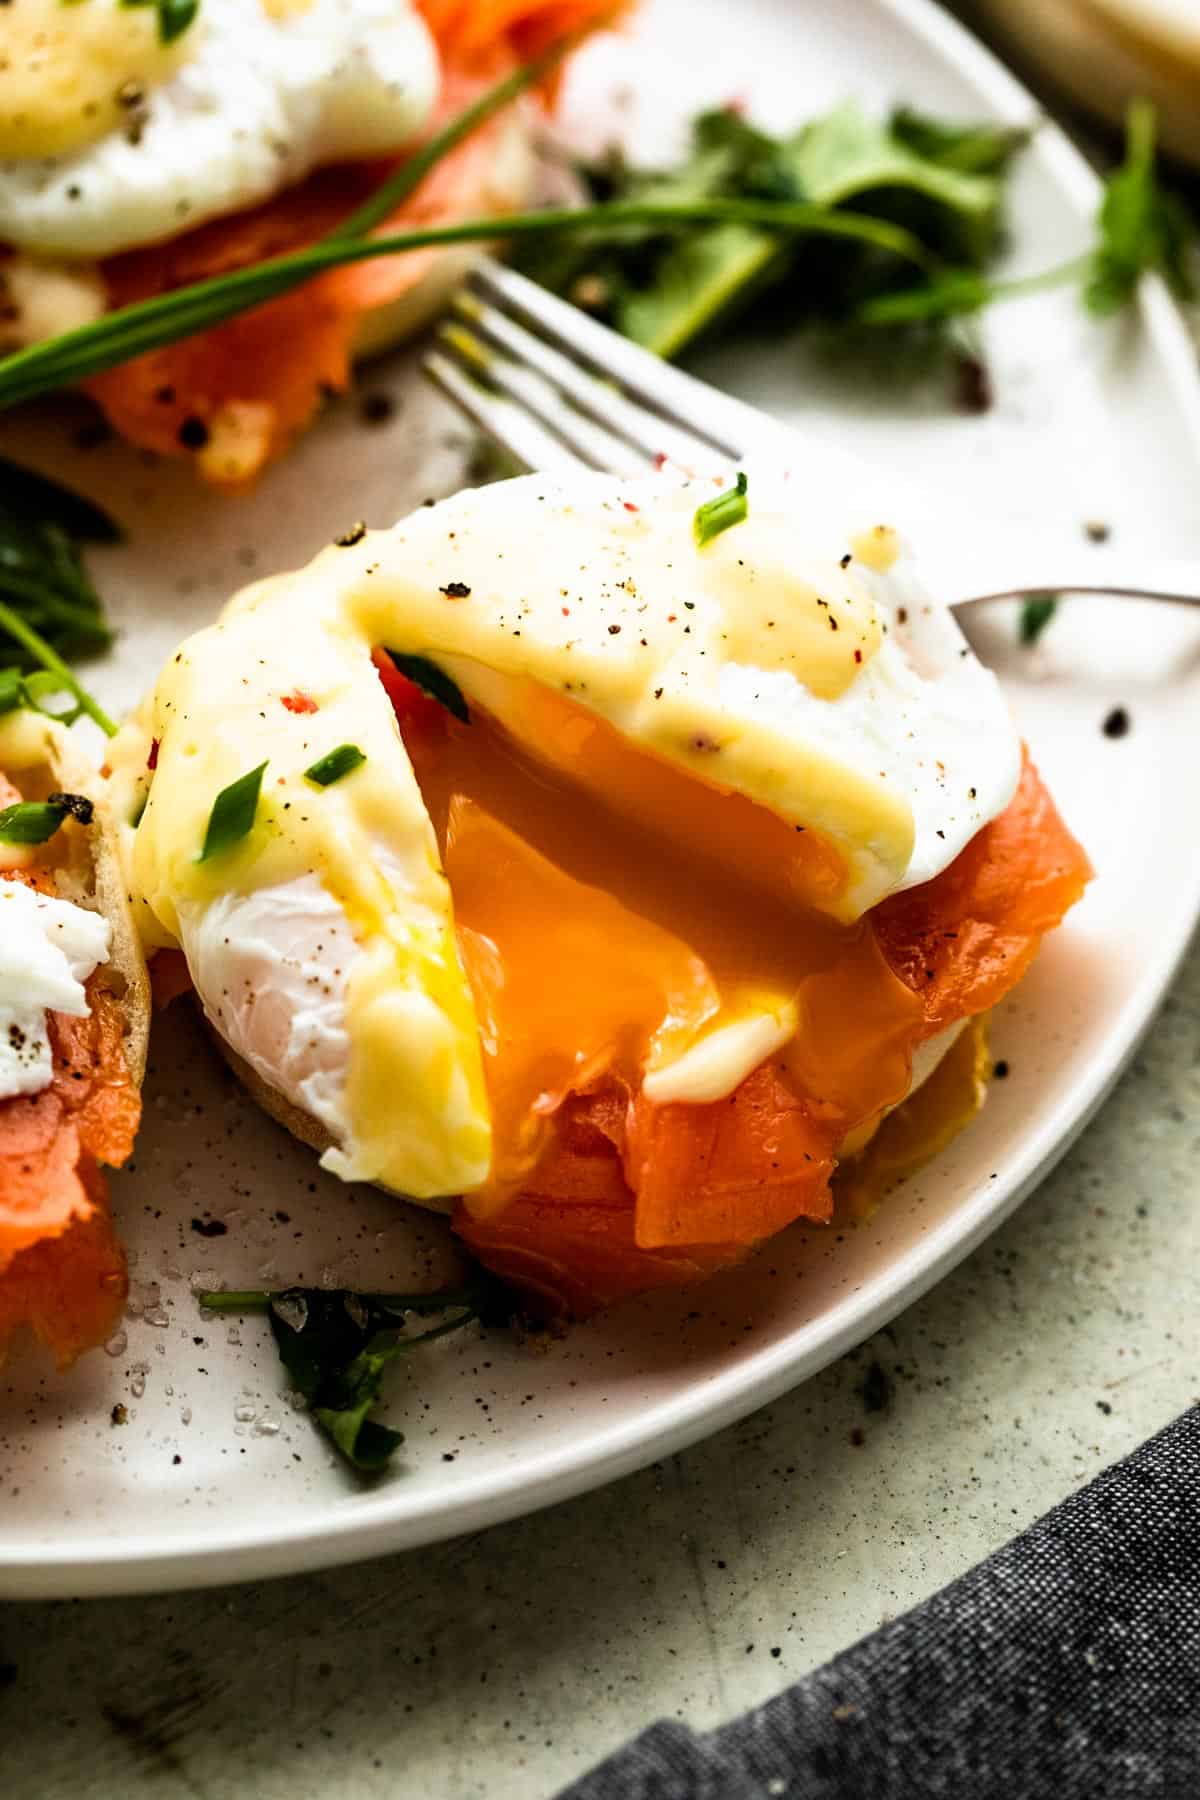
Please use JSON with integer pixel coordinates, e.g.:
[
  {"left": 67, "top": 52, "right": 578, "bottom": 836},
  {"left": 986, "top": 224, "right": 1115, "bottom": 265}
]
[{"left": 928, "top": 544, "right": 1200, "bottom": 610}]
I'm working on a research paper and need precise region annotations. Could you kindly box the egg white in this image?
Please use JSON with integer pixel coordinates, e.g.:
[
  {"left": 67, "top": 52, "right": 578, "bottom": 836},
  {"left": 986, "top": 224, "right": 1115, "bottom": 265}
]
[
  {"left": 0, "top": 878, "right": 111, "bottom": 1100},
  {"left": 0, "top": 0, "right": 440, "bottom": 258}
]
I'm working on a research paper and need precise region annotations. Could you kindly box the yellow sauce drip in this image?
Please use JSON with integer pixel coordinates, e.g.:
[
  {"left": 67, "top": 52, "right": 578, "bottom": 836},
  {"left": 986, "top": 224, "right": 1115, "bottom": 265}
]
[{"left": 0, "top": 0, "right": 194, "bottom": 160}]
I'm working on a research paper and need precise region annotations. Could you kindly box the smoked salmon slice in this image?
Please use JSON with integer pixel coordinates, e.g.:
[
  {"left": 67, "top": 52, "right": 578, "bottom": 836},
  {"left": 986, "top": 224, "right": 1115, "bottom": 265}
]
[
  {"left": 453, "top": 755, "right": 1091, "bottom": 1317},
  {"left": 84, "top": 3, "right": 621, "bottom": 485}
]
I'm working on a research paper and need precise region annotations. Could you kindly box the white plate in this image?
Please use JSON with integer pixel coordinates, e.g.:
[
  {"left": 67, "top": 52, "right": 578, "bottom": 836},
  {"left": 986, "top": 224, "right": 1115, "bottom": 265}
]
[{"left": 2, "top": 0, "right": 1200, "bottom": 1599}]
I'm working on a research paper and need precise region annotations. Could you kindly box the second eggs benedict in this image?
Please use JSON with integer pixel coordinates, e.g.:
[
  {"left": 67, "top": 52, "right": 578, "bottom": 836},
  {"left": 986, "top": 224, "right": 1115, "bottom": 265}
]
[{"left": 109, "top": 470, "right": 1091, "bottom": 1315}]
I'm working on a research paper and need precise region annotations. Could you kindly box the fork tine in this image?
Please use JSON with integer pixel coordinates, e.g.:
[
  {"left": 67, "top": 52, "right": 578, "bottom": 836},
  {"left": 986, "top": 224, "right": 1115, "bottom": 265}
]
[
  {"left": 433, "top": 322, "right": 648, "bottom": 475},
  {"left": 467, "top": 260, "right": 769, "bottom": 462},
  {"left": 450, "top": 290, "right": 729, "bottom": 474},
  {"left": 423, "top": 349, "right": 591, "bottom": 479}
]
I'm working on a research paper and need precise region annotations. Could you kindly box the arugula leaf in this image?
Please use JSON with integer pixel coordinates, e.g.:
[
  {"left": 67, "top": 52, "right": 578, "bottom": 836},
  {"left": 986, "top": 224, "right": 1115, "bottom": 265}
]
[
  {"left": 0, "top": 458, "right": 116, "bottom": 672},
  {"left": 1085, "top": 99, "right": 1194, "bottom": 316},
  {"left": 0, "top": 455, "right": 120, "bottom": 544},
  {"left": 889, "top": 108, "right": 1031, "bottom": 179},
  {"left": 517, "top": 99, "right": 1021, "bottom": 363},
  {"left": 197, "top": 1280, "right": 509, "bottom": 1472}
]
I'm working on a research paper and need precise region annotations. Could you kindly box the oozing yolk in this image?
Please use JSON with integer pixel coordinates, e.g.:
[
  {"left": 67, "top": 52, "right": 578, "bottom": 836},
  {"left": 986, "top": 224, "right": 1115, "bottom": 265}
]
[{"left": 400, "top": 685, "right": 926, "bottom": 1211}]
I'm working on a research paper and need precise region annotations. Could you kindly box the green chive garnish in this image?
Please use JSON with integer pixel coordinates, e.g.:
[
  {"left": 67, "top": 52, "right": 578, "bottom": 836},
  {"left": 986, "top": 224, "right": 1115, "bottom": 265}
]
[
  {"left": 0, "top": 800, "right": 69, "bottom": 845},
  {"left": 304, "top": 744, "right": 366, "bottom": 788},
  {"left": 198, "top": 761, "right": 267, "bottom": 862},
  {"left": 694, "top": 472, "right": 749, "bottom": 548},
  {"left": 118, "top": 0, "right": 201, "bottom": 48},
  {"left": 1019, "top": 593, "right": 1058, "bottom": 646},
  {"left": 387, "top": 653, "right": 470, "bottom": 724}
]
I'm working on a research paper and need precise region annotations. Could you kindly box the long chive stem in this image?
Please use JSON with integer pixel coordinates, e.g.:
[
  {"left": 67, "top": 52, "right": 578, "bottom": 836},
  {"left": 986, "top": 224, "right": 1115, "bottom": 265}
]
[
  {"left": 327, "top": 35, "right": 581, "bottom": 242},
  {"left": 0, "top": 202, "right": 931, "bottom": 409}
]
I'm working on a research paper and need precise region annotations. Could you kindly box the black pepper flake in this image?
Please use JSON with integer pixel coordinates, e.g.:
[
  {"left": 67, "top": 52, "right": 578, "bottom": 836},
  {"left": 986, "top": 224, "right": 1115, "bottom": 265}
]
[
  {"left": 897, "top": 607, "right": 908, "bottom": 624},
  {"left": 439, "top": 580, "right": 471, "bottom": 598},
  {"left": 861, "top": 1362, "right": 893, "bottom": 1414},
  {"left": 177, "top": 416, "right": 209, "bottom": 451},
  {"left": 334, "top": 521, "right": 367, "bottom": 548},
  {"left": 839, "top": 552, "right": 852, "bottom": 569},
  {"left": 1102, "top": 705, "right": 1130, "bottom": 739},
  {"left": 360, "top": 392, "right": 395, "bottom": 426},
  {"left": 190, "top": 1217, "right": 228, "bottom": 1238},
  {"left": 827, "top": 614, "right": 839, "bottom": 632},
  {"left": 1085, "top": 520, "right": 1111, "bottom": 543},
  {"left": 993, "top": 1059, "right": 1009, "bottom": 1079},
  {"left": 956, "top": 352, "right": 992, "bottom": 414},
  {"left": 47, "top": 791, "right": 94, "bottom": 825},
  {"left": 111, "top": 1404, "right": 128, "bottom": 1426},
  {"left": 608, "top": 623, "right": 621, "bottom": 635}
]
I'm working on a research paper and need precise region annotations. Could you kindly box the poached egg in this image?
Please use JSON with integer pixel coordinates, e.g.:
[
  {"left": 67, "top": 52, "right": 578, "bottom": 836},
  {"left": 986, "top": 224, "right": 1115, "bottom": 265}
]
[
  {"left": 110, "top": 470, "right": 1022, "bottom": 1206},
  {"left": 0, "top": 0, "right": 439, "bottom": 259}
]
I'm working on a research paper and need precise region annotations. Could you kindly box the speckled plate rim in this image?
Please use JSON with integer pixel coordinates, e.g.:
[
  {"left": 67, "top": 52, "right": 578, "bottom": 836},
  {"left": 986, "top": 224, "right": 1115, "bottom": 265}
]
[{"left": 6, "top": 0, "right": 1200, "bottom": 1598}]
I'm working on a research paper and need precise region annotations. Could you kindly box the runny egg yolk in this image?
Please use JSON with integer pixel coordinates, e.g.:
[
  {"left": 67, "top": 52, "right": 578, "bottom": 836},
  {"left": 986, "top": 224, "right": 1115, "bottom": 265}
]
[
  {"left": 0, "top": 0, "right": 193, "bottom": 159},
  {"left": 398, "top": 684, "right": 926, "bottom": 1215}
]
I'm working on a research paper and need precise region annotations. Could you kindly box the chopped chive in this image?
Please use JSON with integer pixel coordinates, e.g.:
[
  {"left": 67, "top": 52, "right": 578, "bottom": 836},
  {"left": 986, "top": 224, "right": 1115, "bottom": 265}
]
[
  {"left": 694, "top": 472, "right": 749, "bottom": 548},
  {"left": 198, "top": 761, "right": 267, "bottom": 862},
  {"left": 0, "top": 799, "right": 69, "bottom": 845},
  {"left": 387, "top": 653, "right": 470, "bottom": 724},
  {"left": 119, "top": 0, "right": 200, "bottom": 48},
  {"left": 1019, "top": 593, "right": 1058, "bottom": 646},
  {"left": 304, "top": 743, "right": 366, "bottom": 788}
]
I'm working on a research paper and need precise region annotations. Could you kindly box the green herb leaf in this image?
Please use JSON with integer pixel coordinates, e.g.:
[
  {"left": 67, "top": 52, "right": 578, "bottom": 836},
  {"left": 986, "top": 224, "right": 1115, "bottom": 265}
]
[
  {"left": 0, "top": 799, "right": 69, "bottom": 845},
  {"left": 0, "top": 455, "right": 120, "bottom": 544},
  {"left": 119, "top": 0, "right": 200, "bottom": 47},
  {"left": 0, "top": 599, "right": 116, "bottom": 735},
  {"left": 196, "top": 1281, "right": 509, "bottom": 1472},
  {"left": 0, "top": 201, "right": 928, "bottom": 411},
  {"left": 694, "top": 471, "right": 749, "bottom": 547},
  {"left": 198, "top": 761, "right": 267, "bottom": 862},
  {"left": 304, "top": 743, "right": 366, "bottom": 788},
  {"left": 517, "top": 97, "right": 1018, "bottom": 363},
  {"left": 1086, "top": 99, "right": 1194, "bottom": 316},
  {"left": 1019, "top": 593, "right": 1058, "bottom": 646},
  {"left": 386, "top": 653, "right": 471, "bottom": 724},
  {"left": 889, "top": 109, "right": 1031, "bottom": 179}
]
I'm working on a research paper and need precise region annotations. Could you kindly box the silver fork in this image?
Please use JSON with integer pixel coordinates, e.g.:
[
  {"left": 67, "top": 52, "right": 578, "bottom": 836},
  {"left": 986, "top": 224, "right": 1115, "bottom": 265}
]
[{"left": 424, "top": 258, "right": 1200, "bottom": 614}]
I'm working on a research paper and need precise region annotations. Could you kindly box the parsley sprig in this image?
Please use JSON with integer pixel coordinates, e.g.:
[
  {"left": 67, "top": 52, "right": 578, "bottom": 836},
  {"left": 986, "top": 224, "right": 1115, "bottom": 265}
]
[
  {"left": 198, "top": 1279, "right": 509, "bottom": 1472},
  {"left": 0, "top": 456, "right": 119, "bottom": 735}
]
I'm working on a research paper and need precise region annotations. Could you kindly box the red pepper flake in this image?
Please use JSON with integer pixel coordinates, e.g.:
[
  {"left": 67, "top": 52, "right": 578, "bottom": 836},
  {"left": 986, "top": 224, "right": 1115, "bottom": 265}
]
[
  {"left": 653, "top": 452, "right": 668, "bottom": 470},
  {"left": 853, "top": 649, "right": 863, "bottom": 664},
  {"left": 147, "top": 737, "right": 159, "bottom": 771},
  {"left": 281, "top": 692, "right": 319, "bottom": 715},
  {"left": 561, "top": 606, "right": 570, "bottom": 616},
  {"left": 667, "top": 613, "right": 677, "bottom": 623},
  {"left": 623, "top": 501, "right": 640, "bottom": 513}
]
